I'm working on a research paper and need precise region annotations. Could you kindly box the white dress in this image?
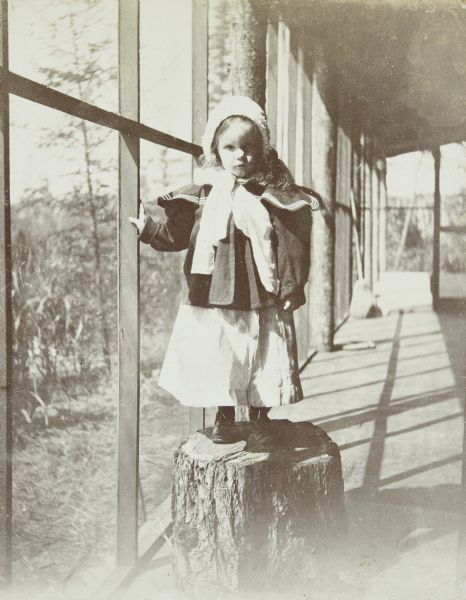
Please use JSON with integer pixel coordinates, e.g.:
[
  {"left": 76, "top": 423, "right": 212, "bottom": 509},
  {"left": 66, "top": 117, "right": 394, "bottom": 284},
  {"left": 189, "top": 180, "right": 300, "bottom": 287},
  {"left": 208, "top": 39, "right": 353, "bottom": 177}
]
[{"left": 158, "top": 303, "right": 303, "bottom": 408}]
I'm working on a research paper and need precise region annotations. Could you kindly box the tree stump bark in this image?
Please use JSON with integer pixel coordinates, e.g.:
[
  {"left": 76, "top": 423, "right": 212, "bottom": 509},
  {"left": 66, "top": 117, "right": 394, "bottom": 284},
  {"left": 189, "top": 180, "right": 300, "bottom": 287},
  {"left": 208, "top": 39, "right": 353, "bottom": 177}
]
[{"left": 172, "top": 420, "right": 346, "bottom": 598}]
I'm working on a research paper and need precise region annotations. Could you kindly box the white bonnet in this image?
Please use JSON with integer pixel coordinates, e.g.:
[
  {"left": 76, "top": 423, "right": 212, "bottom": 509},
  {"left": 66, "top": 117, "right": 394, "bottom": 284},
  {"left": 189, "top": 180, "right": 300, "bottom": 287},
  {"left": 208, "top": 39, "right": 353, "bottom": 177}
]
[{"left": 201, "top": 95, "right": 271, "bottom": 157}]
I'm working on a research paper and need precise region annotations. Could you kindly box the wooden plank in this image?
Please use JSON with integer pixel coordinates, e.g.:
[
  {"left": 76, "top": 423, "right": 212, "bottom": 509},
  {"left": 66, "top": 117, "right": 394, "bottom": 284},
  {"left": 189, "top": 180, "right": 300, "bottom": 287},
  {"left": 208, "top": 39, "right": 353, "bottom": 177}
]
[
  {"left": 0, "top": 0, "right": 12, "bottom": 587},
  {"left": 93, "top": 565, "right": 134, "bottom": 600},
  {"left": 92, "top": 496, "right": 172, "bottom": 600},
  {"left": 384, "top": 205, "right": 434, "bottom": 211},
  {"left": 432, "top": 147, "right": 441, "bottom": 310},
  {"left": 117, "top": 0, "right": 140, "bottom": 566},
  {"left": 439, "top": 225, "right": 466, "bottom": 234},
  {"left": 265, "top": 19, "right": 278, "bottom": 149},
  {"left": 189, "top": 0, "right": 208, "bottom": 433},
  {"left": 2, "top": 68, "right": 201, "bottom": 157},
  {"left": 137, "top": 495, "right": 172, "bottom": 563}
]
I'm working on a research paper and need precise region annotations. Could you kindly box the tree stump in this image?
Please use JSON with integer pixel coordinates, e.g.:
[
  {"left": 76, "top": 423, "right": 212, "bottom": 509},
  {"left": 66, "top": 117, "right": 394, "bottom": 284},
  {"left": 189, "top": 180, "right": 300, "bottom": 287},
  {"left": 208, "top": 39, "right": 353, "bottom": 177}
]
[{"left": 172, "top": 420, "right": 346, "bottom": 598}]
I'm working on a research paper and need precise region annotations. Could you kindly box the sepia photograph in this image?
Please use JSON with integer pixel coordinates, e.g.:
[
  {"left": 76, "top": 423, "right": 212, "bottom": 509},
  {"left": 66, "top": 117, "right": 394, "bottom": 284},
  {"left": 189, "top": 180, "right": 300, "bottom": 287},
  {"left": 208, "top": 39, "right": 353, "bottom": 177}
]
[{"left": 0, "top": 0, "right": 465, "bottom": 598}]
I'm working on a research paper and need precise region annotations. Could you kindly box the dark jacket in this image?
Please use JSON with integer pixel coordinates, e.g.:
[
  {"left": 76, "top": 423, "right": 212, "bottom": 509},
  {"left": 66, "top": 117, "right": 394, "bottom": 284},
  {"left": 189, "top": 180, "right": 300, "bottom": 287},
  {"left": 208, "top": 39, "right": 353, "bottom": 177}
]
[{"left": 139, "top": 179, "right": 316, "bottom": 311}]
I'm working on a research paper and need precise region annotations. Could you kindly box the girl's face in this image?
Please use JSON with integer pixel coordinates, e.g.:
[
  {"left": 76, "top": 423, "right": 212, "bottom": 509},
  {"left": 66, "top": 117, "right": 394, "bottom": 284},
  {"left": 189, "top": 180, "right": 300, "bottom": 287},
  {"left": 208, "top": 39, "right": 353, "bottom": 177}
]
[{"left": 215, "top": 118, "right": 263, "bottom": 179}]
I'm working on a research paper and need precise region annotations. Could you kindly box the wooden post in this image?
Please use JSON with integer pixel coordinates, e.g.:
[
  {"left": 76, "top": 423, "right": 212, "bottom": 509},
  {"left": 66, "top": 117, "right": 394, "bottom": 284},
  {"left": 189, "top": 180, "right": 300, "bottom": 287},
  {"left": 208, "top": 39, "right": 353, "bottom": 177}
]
[
  {"left": 265, "top": 19, "right": 278, "bottom": 148},
  {"left": 293, "top": 41, "right": 311, "bottom": 361},
  {"left": 228, "top": 0, "right": 267, "bottom": 420},
  {"left": 379, "top": 158, "right": 387, "bottom": 273},
  {"left": 350, "top": 137, "right": 359, "bottom": 285},
  {"left": 189, "top": 0, "right": 208, "bottom": 433},
  {"left": 302, "top": 48, "right": 313, "bottom": 191},
  {"left": 276, "top": 20, "right": 290, "bottom": 161},
  {"left": 363, "top": 146, "right": 373, "bottom": 287},
  {"left": 309, "top": 48, "right": 337, "bottom": 351},
  {"left": 286, "top": 33, "right": 310, "bottom": 360},
  {"left": 117, "top": 0, "right": 140, "bottom": 566},
  {"left": 287, "top": 33, "right": 298, "bottom": 175},
  {"left": 334, "top": 126, "right": 352, "bottom": 324},
  {"left": 301, "top": 47, "right": 313, "bottom": 358},
  {"left": 0, "top": 0, "right": 12, "bottom": 587},
  {"left": 294, "top": 44, "right": 304, "bottom": 186},
  {"left": 372, "top": 158, "right": 380, "bottom": 287},
  {"left": 359, "top": 133, "right": 366, "bottom": 267},
  {"left": 432, "top": 147, "right": 441, "bottom": 310},
  {"left": 229, "top": 0, "right": 268, "bottom": 107},
  {"left": 192, "top": 0, "right": 208, "bottom": 150}
]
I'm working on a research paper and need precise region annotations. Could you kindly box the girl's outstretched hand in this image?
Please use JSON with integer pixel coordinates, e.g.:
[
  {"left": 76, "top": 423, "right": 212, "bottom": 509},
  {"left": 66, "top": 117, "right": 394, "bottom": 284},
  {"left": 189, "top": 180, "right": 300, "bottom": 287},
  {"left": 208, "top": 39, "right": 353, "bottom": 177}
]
[{"left": 128, "top": 201, "right": 145, "bottom": 233}]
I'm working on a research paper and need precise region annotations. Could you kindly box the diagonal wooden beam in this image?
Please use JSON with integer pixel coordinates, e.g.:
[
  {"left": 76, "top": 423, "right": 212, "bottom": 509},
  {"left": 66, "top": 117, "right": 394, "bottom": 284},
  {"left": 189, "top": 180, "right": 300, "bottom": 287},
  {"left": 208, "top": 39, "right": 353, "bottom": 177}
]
[{"left": 1, "top": 68, "right": 202, "bottom": 158}]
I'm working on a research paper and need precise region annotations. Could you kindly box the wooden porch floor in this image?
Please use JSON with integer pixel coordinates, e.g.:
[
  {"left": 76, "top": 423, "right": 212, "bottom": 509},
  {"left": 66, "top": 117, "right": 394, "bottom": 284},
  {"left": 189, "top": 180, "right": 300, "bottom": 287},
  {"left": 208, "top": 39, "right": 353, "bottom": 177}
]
[{"left": 117, "top": 301, "right": 466, "bottom": 600}]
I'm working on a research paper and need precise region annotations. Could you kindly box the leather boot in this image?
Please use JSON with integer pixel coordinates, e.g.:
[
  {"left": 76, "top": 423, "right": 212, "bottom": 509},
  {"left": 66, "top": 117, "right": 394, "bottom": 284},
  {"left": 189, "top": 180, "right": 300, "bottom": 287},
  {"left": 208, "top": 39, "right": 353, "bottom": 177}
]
[{"left": 212, "top": 406, "right": 237, "bottom": 444}]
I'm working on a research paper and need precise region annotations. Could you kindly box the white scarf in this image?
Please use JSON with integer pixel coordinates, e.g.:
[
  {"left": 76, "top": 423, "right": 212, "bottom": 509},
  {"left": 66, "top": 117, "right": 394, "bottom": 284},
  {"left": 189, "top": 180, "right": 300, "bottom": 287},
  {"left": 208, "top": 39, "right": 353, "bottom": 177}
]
[{"left": 191, "top": 168, "right": 279, "bottom": 294}]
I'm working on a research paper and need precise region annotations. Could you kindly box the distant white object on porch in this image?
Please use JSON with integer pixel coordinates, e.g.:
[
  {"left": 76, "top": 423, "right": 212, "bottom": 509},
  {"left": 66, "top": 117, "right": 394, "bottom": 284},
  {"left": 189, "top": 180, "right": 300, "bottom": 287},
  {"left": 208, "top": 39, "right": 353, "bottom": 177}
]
[{"left": 375, "top": 271, "right": 432, "bottom": 314}]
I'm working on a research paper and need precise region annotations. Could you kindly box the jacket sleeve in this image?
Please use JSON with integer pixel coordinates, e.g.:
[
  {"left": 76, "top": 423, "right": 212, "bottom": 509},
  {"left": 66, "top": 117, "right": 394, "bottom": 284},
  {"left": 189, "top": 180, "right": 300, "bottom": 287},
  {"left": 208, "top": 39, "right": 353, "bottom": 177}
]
[
  {"left": 139, "top": 201, "right": 196, "bottom": 251},
  {"left": 269, "top": 205, "right": 312, "bottom": 308}
]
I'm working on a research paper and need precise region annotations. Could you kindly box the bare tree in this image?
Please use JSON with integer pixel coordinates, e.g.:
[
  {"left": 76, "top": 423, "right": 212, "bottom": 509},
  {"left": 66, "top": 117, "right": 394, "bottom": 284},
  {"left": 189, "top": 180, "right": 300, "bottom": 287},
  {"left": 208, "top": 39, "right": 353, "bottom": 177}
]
[{"left": 38, "top": 0, "right": 117, "bottom": 376}]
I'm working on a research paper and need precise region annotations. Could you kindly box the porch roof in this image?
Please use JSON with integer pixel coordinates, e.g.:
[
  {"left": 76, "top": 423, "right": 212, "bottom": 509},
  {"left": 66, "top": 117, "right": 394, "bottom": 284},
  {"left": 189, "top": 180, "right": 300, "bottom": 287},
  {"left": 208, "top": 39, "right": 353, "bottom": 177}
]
[{"left": 283, "top": 0, "right": 465, "bottom": 156}]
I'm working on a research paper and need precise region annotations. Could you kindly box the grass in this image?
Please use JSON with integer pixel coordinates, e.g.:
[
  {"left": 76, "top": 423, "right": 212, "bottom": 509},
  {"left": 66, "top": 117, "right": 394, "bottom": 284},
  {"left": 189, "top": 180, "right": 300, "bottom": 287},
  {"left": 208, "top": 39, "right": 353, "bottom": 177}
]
[{"left": 11, "top": 370, "right": 186, "bottom": 600}]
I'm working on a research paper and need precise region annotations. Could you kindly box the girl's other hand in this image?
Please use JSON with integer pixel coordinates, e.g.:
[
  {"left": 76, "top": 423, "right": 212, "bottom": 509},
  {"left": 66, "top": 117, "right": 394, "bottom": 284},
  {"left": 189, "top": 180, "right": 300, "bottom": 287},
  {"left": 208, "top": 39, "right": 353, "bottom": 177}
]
[
  {"left": 128, "top": 201, "right": 145, "bottom": 233},
  {"left": 283, "top": 299, "right": 294, "bottom": 312}
]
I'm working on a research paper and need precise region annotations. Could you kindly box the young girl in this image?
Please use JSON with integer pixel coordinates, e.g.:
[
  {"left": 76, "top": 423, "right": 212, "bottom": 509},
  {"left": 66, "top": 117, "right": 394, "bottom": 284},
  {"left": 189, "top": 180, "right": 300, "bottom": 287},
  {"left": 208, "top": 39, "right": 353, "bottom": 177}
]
[{"left": 129, "top": 96, "right": 319, "bottom": 443}]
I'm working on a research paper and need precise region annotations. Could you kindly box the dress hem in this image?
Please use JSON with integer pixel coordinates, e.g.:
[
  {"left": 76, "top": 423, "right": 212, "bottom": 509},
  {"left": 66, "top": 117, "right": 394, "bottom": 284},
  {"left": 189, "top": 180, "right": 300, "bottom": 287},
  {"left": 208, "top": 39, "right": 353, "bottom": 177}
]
[{"left": 158, "top": 381, "right": 303, "bottom": 408}]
